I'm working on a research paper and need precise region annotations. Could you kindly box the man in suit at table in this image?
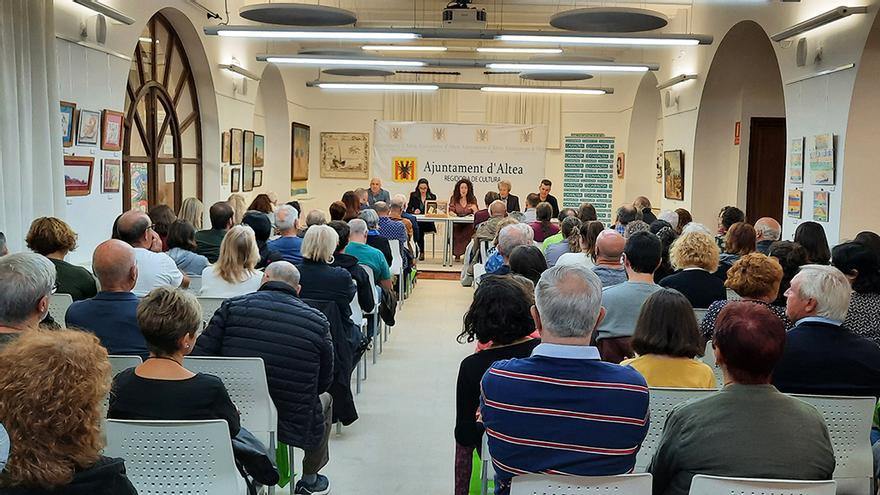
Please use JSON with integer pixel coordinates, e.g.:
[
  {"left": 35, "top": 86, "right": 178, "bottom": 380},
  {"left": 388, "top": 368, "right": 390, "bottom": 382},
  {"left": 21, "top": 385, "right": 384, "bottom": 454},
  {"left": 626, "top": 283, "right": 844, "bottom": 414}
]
[{"left": 497, "top": 180, "right": 520, "bottom": 213}]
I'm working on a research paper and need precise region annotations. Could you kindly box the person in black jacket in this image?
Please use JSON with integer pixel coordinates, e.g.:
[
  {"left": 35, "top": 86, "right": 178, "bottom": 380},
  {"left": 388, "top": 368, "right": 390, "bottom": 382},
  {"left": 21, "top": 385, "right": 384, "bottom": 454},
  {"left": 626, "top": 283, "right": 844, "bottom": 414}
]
[
  {"left": 407, "top": 178, "right": 437, "bottom": 260},
  {"left": 497, "top": 179, "right": 520, "bottom": 213},
  {"left": 659, "top": 226, "right": 727, "bottom": 309},
  {"left": 297, "top": 225, "right": 357, "bottom": 333},
  {"left": 328, "top": 221, "right": 375, "bottom": 313},
  {"left": 193, "top": 261, "right": 335, "bottom": 495},
  {"left": 242, "top": 211, "right": 283, "bottom": 269}
]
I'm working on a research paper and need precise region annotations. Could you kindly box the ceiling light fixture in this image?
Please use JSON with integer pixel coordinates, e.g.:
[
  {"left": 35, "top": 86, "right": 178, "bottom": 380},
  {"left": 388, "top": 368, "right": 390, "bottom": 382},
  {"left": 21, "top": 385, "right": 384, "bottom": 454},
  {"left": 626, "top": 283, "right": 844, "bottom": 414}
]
[
  {"left": 495, "top": 33, "right": 703, "bottom": 46},
  {"left": 488, "top": 62, "right": 651, "bottom": 73},
  {"left": 209, "top": 26, "right": 418, "bottom": 40},
  {"left": 265, "top": 56, "right": 426, "bottom": 67},
  {"left": 481, "top": 86, "right": 606, "bottom": 95},
  {"left": 306, "top": 80, "right": 613, "bottom": 94},
  {"left": 362, "top": 45, "right": 448, "bottom": 52},
  {"left": 73, "top": 0, "right": 135, "bottom": 25},
  {"left": 476, "top": 47, "right": 563, "bottom": 54},
  {"left": 656, "top": 73, "right": 698, "bottom": 90},
  {"left": 219, "top": 63, "right": 261, "bottom": 81},
  {"left": 316, "top": 83, "right": 439, "bottom": 91},
  {"left": 771, "top": 6, "right": 868, "bottom": 42}
]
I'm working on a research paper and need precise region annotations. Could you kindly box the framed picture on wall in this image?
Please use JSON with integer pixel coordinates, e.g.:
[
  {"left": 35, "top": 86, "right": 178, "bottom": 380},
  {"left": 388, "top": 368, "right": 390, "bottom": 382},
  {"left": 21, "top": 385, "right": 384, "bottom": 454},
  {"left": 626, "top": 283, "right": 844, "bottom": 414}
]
[
  {"left": 254, "top": 170, "right": 263, "bottom": 188},
  {"left": 254, "top": 134, "right": 265, "bottom": 167},
  {"left": 221, "top": 165, "right": 230, "bottom": 186},
  {"left": 64, "top": 155, "right": 94, "bottom": 196},
  {"left": 809, "top": 133, "right": 835, "bottom": 185},
  {"left": 813, "top": 191, "right": 830, "bottom": 222},
  {"left": 787, "top": 189, "right": 802, "bottom": 219},
  {"left": 663, "top": 150, "right": 685, "bottom": 201},
  {"left": 230, "top": 128, "right": 243, "bottom": 165},
  {"left": 320, "top": 132, "right": 369, "bottom": 179},
  {"left": 789, "top": 137, "right": 804, "bottom": 184},
  {"left": 101, "top": 110, "right": 124, "bottom": 151},
  {"left": 291, "top": 122, "right": 310, "bottom": 181},
  {"left": 101, "top": 158, "right": 121, "bottom": 193},
  {"left": 616, "top": 152, "right": 625, "bottom": 179},
  {"left": 76, "top": 109, "right": 101, "bottom": 146},
  {"left": 231, "top": 168, "right": 241, "bottom": 192},
  {"left": 242, "top": 130, "right": 255, "bottom": 191},
  {"left": 60, "top": 101, "right": 76, "bottom": 147},
  {"left": 222, "top": 131, "right": 231, "bottom": 163}
]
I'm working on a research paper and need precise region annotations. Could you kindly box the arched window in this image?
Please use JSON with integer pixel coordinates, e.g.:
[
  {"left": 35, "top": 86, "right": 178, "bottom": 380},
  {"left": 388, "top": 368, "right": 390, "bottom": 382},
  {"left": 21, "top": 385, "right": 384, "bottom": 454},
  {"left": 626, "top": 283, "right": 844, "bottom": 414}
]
[{"left": 123, "top": 13, "right": 202, "bottom": 212}]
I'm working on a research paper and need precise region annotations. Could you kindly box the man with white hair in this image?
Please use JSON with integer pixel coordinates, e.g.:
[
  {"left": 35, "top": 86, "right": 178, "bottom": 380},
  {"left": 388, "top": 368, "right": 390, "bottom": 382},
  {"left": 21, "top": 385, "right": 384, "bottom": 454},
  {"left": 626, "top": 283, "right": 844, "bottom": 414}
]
[
  {"left": 657, "top": 210, "right": 679, "bottom": 230},
  {"left": 773, "top": 264, "right": 880, "bottom": 397},
  {"left": 0, "top": 252, "right": 56, "bottom": 348},
  {"left": 269, "top": 204, "right": 303, "bottom": 264},
  {"left": 488, "top": 223, "right": 533, "bottom": 275},
  {"left": 194, "top": 261, "right": 335, "bottom": 495},
  {"left": 481, "top": 264, "right": 649, "bottom": 495},
  {"left": 754, "top": 217, "right": 782, "bottom": 255},
  {"left": 633, "top": 196, "right": 657, "bottom": 224}
]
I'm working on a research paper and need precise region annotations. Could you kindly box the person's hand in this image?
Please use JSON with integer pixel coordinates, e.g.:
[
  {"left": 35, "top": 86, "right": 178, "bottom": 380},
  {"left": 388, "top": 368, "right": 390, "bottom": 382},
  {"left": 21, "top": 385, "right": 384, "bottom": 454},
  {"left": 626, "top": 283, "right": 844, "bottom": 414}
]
[{"left": 148, "top": 230, "right": 163, "bottom": 252}]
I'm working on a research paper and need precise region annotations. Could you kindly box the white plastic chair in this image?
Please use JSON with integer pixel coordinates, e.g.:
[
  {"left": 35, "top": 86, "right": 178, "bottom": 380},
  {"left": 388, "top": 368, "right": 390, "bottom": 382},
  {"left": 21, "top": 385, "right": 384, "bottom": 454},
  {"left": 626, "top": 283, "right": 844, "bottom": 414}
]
[
  {"left": 388, "top": 239, "right": 405, "bottom": 306},
  {"left": 791, "top": 394, "right": 875, "bottom": 495},
  {"left": 108, "top": 355, "right": 143, "bottom": 377},
  {"left": 359, "top": 263, "right": 381, "bottom": 367},
  {"left": 699, "top": 340, "right": 724, "bottom": 388},
  {"left": 693, "top": 308, "right": 708, "bottom": 323},
  {"left": 688, "top": 474, "right": 836, "bottom": 495},
  {"left": 49, "top": 293, "right": 73, "bottom": 321},
  {"left": 349, "top": 284, "right": 365, "bottom": 394},
  {"left": 187, "top": 275, "right": 202, "bottom": 294},
  {"left": 479, "top": 240, "right": 490, "bottom": 263},
  {"left": 636, "top": 387, "right": 716, "bottom": 472},
  {"left": 725, "top": 288, "right": 741, "bottom": 301},
  {"left": 104, "top": 419, "right": 244, "bottom": 495},
  {"left": 510, "top": 473, "right": 652, "bottom": 495},
  {"left": 197, "top": 296, "right": 226, "bottom": 325},
  {"left": 473, "top": 263, "right": 486, "bottom": 288},
  {"left": 480, "top": 434, "right": 495, "bottom": 495}
]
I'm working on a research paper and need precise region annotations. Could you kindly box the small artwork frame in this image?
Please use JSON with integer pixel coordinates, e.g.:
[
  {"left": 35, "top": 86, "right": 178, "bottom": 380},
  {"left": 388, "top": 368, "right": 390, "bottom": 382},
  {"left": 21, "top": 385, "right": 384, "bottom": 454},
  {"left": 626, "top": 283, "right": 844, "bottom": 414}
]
[
  {"left": 64, "top": 155, "right": 94, "bottom": 197},
  {"left": 253, "top": 169, "right": 263, "bottom": 188},
  {"left": 809, "top": 133, "right": 835, "bottom": 186},
  {"left": 320, "top": 132, "right": 370, "bottom": 179},
  {"left": 242, "top": 130, "right": 255, "bottom": 192},
  {"left": 101, "top": 158, "right": 121, "bottom": 193},
  {"left": 616, "top": 152, "right": 625, "bottom": 179},
  {"left": 787, "top": 189, "right": 802, "bottom": 219},
  {"left": 222, "top": 131, "right": 231, "bottom": 163},
  {"left": 426, "top": 200, "right": 449, "bottom": 217},
  {"left": 76, "top": 109, "right": 101, "bottom": 146},
  {"left": 254, "top": 134, "right": 265, "bottom": 168},
  {"left": 230, "top": 128, "right": 243, "bottom": 165},
  {"left": 789, "top": 137, "right": 804, "bottom": 185},
  {"left": 101, "top": 110, "right": 124, "bottom": 151},
  {"left": 231, "top": 168, "right": 241, "bottom": 192},
  {"left": 221, "top": 165, "right": 230, "bottom": 186},
  {"left": 813, "top": 191, "right": 830, "bottom": 222},
  {"left": 291, "top": 122, "right": 310, "bottom": 181},
  {"left": 61, "top": 101, "right": 76, "bottom": 147},
  {"left": 663, "top": 150, "right": 685, "bottom": 201}
]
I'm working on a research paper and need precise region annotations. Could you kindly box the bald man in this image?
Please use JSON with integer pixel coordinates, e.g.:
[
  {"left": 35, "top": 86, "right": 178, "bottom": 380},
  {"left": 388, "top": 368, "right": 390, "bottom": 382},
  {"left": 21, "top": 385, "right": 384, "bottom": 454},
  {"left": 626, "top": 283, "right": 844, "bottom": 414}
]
[
  {"left": 65, "top": 239, "right": 148, "bottom": 358},
  {"left": 592, "top": 230, "right": 628, "bottom": 287},
  {"left": 367, "top": 177, "right": 390, "bottom": 206},
  {"left": 475, "top": 200, "right": 509, "bottom": 242},
  {"left": 116, "top": 209, "right": 188, "bottom": 296},
  {"left": 755, "top": 217, "right": 782, "bottom": 255}
]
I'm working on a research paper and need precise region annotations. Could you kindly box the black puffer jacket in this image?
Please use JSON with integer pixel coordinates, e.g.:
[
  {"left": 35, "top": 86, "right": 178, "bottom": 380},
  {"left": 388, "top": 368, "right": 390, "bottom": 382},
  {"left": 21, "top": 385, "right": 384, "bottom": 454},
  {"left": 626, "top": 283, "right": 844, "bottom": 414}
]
[
  {"left": 193, "top": 281, "right": 334, "bottom": 449},
  {"left": 2, "top": 456, "right": 137, "bottom": 495}
]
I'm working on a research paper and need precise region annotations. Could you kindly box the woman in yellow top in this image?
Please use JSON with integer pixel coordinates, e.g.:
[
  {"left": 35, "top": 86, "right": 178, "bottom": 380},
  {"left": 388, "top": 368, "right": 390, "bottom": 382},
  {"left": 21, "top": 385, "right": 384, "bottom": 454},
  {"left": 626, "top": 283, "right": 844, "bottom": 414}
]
[{"left": 621, "top": 288, "right": 716, "bottom": 389}]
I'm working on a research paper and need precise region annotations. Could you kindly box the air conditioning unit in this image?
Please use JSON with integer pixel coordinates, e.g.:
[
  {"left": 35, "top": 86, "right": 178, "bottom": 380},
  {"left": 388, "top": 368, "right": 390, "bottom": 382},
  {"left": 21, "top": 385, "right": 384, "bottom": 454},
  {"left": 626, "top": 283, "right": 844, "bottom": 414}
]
[{"left": 442, "top": 0, "right": 487, "bottom": 28}]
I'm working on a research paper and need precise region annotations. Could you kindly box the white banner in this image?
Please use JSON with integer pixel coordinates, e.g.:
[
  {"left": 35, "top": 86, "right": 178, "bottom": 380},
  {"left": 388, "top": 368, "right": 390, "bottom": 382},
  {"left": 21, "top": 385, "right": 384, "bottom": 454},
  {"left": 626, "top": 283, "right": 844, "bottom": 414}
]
[{"left": 372, "top": 121, "right": 547, "bottom": 202}]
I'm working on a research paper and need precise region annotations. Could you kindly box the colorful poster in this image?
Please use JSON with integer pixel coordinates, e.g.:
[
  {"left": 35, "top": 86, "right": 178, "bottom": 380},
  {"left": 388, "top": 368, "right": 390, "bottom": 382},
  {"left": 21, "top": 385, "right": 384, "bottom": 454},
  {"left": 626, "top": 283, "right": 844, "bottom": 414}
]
[
  {"left": 787, "top": 189, "right": 802, "bottom": 219},
  {"left": 130, "top": 163, "right": 148, "bottom": 212},
  {"left": 809, "top": 134, "right": 835, "bottom": 185},
  {"left": 789, "top": 137, "right": 804, "bottom": 184},
  {"left": 813, "top": 191, "right": 830, "bottom": 222}
]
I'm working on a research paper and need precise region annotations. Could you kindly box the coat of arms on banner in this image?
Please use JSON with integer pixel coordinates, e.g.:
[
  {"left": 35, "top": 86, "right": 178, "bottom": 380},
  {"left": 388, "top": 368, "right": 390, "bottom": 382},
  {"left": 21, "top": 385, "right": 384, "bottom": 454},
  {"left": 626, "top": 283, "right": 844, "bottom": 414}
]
[
  {"left": 433, "top": 127, "right": 446, "bottom": 141},
  {"left": 390, "top": 127, "right": 403, "bottom": 140},
  {"left": 393, "top": 157, "right": 417, "bottom": 182},
  {"left": 476, "top": 128, "right": 489, "bottom": 142},
  {"left": 520, "top": 128, "right": 534, "bottom": 144}
]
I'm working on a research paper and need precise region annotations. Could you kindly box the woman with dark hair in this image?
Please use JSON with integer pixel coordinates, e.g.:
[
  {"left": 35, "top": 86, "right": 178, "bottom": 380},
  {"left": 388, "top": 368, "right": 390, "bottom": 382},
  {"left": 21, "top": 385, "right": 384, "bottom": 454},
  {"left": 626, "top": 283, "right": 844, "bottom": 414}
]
[
  {"left": 556, "top": 220, "right": 603, "bottom": 267},
  {"left": 833, "top": 241, "right": 880, "bottom": 345},
  {"left": 674, "top": 208, "right": 693, "bottom": 233},
  {"left": 242, "top": 211, "right": 282, "bottom": 269},
  {"left": 449, "top": 178, "right": 479, "bottom": 260},
  {"left": 148, "top": 204, "right": 177, "bottom": 251},
  {"left": 716, "top": 222, "right": 757, "bottom": 281},
  {"left": 794, "top": 221, "right": 831, "bottom": 264},
  {"left": 650, "top": 220, "right": 678, "bottom": 283},
  {"left": 544, "top": 217, "right": 581, "bottom": 267},
  {"left": 329, "top": 201, "right": 347, "bottom": 221},
  {"left": 621, "top": 289, "right": 715, "bottom": 388},
  {"left": 248, "top": 194, "right": 275, "bottom": 227},
  {"left": 341, "top": 191, "right": 361, "bottom": 221},
  {"left": 767, "top": 240, "right": 809, "bottom": 306},
  {"left": 529, "top": 202, "right": 559, "bottom": 243},
  {"left": 578, "top": 202, "right": 597, "bottom": 223},
  {"left": 166, "top": 220, "right": 209, "bottom": 276},
  {"left": 855, "top": 231, "right": 880, "bottom": 258},
  {"left": 407, "top": 178, "right": 437, "bottom": 260},
  {"left": 509, "top": 245, "right": 548, "bottom": 285},
  {"left": 454, "top": 275, "right": 540, "bottom": 495}
]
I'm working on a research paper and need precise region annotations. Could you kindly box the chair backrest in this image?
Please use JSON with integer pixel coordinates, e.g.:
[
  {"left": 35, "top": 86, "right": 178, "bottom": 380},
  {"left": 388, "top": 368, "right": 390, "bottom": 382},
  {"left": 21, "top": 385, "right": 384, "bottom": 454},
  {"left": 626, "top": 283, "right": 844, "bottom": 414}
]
[
  {"left": 349, "top": 281, "right": 364, "bottom": 327},
  {"left": 480, "top": 433, "right": 495, "bottom": 495},
  {"left": 791, "top": 394, "right": 875, "bottom": 494},
  {"left": 359, "top": 264, "right": 379, "bottom": 314},
  {"left": 183, "top": 356, "right": 277, "bottom": 439},
  {"left": 108, "top": 355, "right": 143, "bottom": 377},
  {"left": 49, "top": 293, "right": 74, "bottom": 321},
  {"left": 688, "top": 474, "right": 836, "bottom": 495},
  {"left": 725, "top": 288, "right": 741, "bottom": 301},
  {"left": 388, "top": 239, "right": 403, "bottom": 275},
  {"left": 104, "top": 419, "right": 240, "bottom": 495},
  {"left": 480, "top": 240, "right": 490, "bottom": 262},
  {"left": 197, "top": 296, "right": 226, "bottom": 324},
  {"left": 698, "top": 340, "right": 724, "bottom": 388},
  {"left": 187, "top": 275, "right": 202, "bottom": 293},
  {"left": 636, "top": 387, "right": 716, "bottom": 472},
  {"left": 473, "top": 263, "right": 486, "bottom": 288},
  {"left": 510, "top": 473, "right": 652, "bottom": 495},
  {"left": 692, "top": 308, "right": 708, "bottom": 323}
]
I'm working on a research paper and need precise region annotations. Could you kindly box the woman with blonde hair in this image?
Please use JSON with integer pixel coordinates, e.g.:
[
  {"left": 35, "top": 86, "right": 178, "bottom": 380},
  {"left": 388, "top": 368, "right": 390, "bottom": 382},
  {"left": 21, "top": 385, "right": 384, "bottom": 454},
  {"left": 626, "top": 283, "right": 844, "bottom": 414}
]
[
  {"left": 178, "top": 197, "right": 205, "bottom": 230},
  {"left": 0, "top": 329, "right": 137, "bottom": 494},
  {"left": 25, "top": 217, "right": 96, "bottom": 301},
  {"left": 659, "top": 224, "right": 726, "bottom": 308},
  {"left": 199, "top": 225, "right": 262, "bottom": 297},
  {"left": 296, "top": 225, "right": 356, "bottom": 329},
  {"left": 227, "top": 193, "right": 248, "bottom": 225}
]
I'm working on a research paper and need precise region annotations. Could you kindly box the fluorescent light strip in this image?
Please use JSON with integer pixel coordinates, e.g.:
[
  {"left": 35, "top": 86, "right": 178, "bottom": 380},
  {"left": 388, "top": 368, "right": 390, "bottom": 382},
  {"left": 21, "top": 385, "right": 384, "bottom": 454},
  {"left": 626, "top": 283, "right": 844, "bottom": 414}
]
[
  {"left": 317, "top": 83, "right": 439, "bottom": 91},
  {"left": 496, "top": 34, "right": 700, "bottom": 46},
  {"left": 771, "top": 6, "right": 868, "bottom": 42},
  {"left": 476, "top": 47, "right": 563, "bottom": 54},
  {"left": 656, "top": 74, "right": 698, "bottom": 90},
  {"left": 219, "top": 64, "right": 261, "bottom": 81},
  {"left": 488, "top": 62, "right": 649, "bottom": 73},
  {"left": 266, "top": 57, "right": 426, "bottom": 67},
  {"left": 482, "top": 86, "right": 605, "bottom": 95},
  {"left": 362, "top": 45, "right": 447, "bottom": 52},
  {"left": 217, "top": 30, "right": 418, "bottom": 40},
  {"left": 73, "top": 0, "right": 135, "bottom": 25}
]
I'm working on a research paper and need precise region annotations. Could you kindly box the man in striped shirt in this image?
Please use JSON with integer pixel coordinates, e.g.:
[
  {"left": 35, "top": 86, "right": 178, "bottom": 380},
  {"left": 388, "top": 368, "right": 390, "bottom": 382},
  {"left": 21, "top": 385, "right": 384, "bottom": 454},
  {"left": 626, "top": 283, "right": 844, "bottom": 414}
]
[{"left": 480, "top": 264, "right": 650, "bottom": 494}]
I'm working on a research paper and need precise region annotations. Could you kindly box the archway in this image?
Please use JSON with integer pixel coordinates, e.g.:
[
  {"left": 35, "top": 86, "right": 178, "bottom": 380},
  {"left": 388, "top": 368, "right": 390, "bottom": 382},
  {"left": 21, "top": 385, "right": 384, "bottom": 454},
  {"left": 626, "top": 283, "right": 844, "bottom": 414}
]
[
  {"left": 251, "top": 64, "right": 291, "bottom": 202},
  {"left": 623, "top": 71, "right": 663, "bottom": 208},
  {"left": 692, "top": 21, "right": 785, "bottom": 226}
]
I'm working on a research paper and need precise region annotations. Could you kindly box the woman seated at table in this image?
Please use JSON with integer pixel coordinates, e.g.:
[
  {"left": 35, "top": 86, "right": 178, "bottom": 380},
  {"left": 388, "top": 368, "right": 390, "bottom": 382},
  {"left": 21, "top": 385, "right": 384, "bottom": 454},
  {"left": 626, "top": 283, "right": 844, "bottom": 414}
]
[
  {"left": 407, "top": 178, "right": 437, "bottom": 261},
  {"left": 449, "top": 178, "right": 479, "bottom": 262}
]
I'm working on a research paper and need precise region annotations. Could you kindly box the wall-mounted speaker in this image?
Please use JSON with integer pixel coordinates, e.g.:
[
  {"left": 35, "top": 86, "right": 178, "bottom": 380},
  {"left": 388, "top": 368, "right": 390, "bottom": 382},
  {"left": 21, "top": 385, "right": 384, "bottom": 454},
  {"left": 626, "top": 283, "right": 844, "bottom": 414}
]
[{"left": 796, "top": 37, "right": 807, "bottom": 67}]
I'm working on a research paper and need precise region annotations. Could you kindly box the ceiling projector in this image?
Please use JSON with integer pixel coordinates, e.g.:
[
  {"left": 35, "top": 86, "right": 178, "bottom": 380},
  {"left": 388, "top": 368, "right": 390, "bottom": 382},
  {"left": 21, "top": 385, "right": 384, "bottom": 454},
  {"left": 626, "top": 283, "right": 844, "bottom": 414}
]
[{"left": 443, "top": 0, "right": 487, "bottom": 28}]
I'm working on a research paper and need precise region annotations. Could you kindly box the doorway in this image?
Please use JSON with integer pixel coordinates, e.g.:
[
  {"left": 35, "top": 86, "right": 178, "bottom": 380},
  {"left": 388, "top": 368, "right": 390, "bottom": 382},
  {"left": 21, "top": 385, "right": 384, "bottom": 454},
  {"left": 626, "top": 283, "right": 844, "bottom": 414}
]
[{"left": 746, "top": 117, "right": 786, "bottom": 222}]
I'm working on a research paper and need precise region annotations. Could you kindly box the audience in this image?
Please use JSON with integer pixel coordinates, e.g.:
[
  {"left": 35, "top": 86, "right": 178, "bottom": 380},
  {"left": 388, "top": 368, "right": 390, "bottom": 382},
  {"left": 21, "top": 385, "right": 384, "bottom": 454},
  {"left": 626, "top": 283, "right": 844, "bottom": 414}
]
[
  {"left": 165, "top": 220, "right": 209, "bottom": 276},
  {"left": 375, "top": 201, "right": 409, "bottom": 263},
  {"left": 508, "top": 245, "right": 547, "bottom": 285},
  {"left": 651, "top": 221, "right": 678, "bottom": 283},
  {"left": 0, "top": 253, "right": 55, "bottom": 348},
  {"left": 556, "top": 221, "right": 603, "bottom": 267},
  {"left": 491, "top": 223, "right": 534, "bottom": 276},
  {"left": 117, "top": 210, "right": 187, "bottom": 296},
  {"left": 248, "top": 193, "right": 276, "bottom": 227},
  {"left": 701, "top": 253, "right": 790, "bottom": 341},
  {"left": 621, "top": 289, "right": 714, "bottom": 388},
  {"left": 199, "top": 225, "right": 261, "bottom": 297},
  {"left": 25, "top": 217, "right": 96, "bottom": 301},
  {"left": 0, "top": 330, "right": 138, "bottom": 494},
  {"left": 624, "top": 219, "right": 650, "bottom": 239},
  {"left": 592, "top": 230, "right": 627, "bottom": 287},
  {"left": 529, "top": 202, "right": 559, "bottom": 243},
  {"left": 754, "top": 217, "right": 781, "bottom": 255},
  {"left": 773, "top": 264, "right": 880, "bottom": 397},
  {"left": 329, "top": 200, "right": 347, "bottom": 222},
  {"left": 241, "top": 211, "right": 282, "bottom": 269},
  {"left": 195, "top": 201, "right": 235, "bottom": 263},
  {"left": 633, "top": 196, "right": 657, "bottom": 224},
  {"left": 596, "top": 231, "right": 662, "bottom": 363},
  {"left": 454, "top": 276, "right": 539, "bottom": 494},
  {"left": 66, "top": 240, "right": 147, "bottom": 358},
  {"left": 659, "top": 225, "right": 725, "bottom": 308},
  {"left": 147, "top": 204, "right": 176, "bottom": 251},
  {"left": 474, "top": 191, "right": 501, "bottom": 227},
  {"left": 578, "top": 202, "right": 598, "bottom": 223},
  {"left": 497, "top": 180, "right": 520, "bottom": 213},
  {"left": 391, "top": 195, "right": 419, "bottom": 255},
  {"left": 833, "top": 241, "right": 880, "bottom": 346},
  {"left": 716, "top": 222, "right": 757, "bottom": 281},
  {"left": 474, "top": 200, "right": 508, "bottom": 242},
  {"left": 328, "top": 221, "right": 375, "bottom": 313},
  {"left": 481, "top": 264, "right": 649, "bottom": 495},
  {"left": 715, "top": 206, "right": 745, "bottom": 250},
  {"left": 360, "top": 209, "right": 393, "bottom": 266},
  {"left": 269, "top": 204, "right": 304, "bottom": 265},
  {"left": 614, "top": 204, "right": 640, "bottom": 235},
  {"left": 194, "top": 261, "right": 334, "bottom": 495},
  {"left": 794, "top": 221, "right": 831, "bottom": 265},
  {"left": 355, "top": 188, "right": 370, "bottom": 210},
  {"left": 367, "top": 177, "right": 391, "bottom": 206},
  {"left": 544, "top": 216, "right": 581, "bottom": 267},
  {"left": 341, "top": 191, "right": 362, "bottom": 221},
  {"left": 345, "top": 219, "right": 393, "bottom": 292},
  {"left": 674, "top": 208, "right": 693, "bottom": 232},
  {"left": 536, "top": 178, "right": 560, "bottom": 217},
  {"left": 855, "top": 231, "right": 880, "bottom": 258},
  {"left": 657, "top": 210, "right": 679, "bottom": 231},
  {"left": 522, "top": 193, "right": 540, "bottom": 223},
  {"left": 767, "top": 240, "right": 809, "bottom": 306},
  {"left": 227, "top": 193, "right": 248, "bottom": 225},
  {"left": 297, "top": 225, "right": 357, "bottom": 331},
  {"left": 178, "top": 196, "right": 205, "bottom": 230},
  {"left": 481, "top": 218, "right": 519, "bottom": 274},
  {"left": 649, "top": 302, "right": 835, "bottom": 495},
  {"left": 538, "top": 209, "right": 569, "bottom": 251}
]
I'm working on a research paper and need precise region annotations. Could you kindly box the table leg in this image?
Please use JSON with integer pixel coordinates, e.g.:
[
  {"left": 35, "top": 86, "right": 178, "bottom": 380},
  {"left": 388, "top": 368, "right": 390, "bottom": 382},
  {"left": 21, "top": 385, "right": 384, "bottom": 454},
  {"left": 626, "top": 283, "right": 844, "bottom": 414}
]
[
  {"left": 442, "top": 221, "right": 451, "bottom": 267},
  {"left": 446, "top": 221, "right": 454, "bottom": 267}
]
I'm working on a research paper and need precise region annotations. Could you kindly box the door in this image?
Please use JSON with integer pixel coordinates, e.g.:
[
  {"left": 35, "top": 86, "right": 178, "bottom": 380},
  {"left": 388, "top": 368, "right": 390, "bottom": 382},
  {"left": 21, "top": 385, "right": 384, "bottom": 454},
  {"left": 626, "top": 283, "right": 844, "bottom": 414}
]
[{"left": 746, "top": 117, "right": 786, "bottom": 223}]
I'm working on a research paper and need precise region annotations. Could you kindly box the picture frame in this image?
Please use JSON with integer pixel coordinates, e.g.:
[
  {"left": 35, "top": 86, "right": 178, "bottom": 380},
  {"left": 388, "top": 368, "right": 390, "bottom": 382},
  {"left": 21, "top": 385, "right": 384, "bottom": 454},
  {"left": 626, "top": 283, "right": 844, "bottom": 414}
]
[
  {"left": 789, "top": 137, "right": 804, "bottom": 185},
  {"left": 230, "top": 128, "right": 243, "bottom": 165},
  {"left": 809, "top": 133, "right": 835, "bottom": 186},
  {"left": 100, "top": 110, "right": 124, "bottom": 151},
  {"left": 64, "top": 155, "right": 94, "bottom": 196},
  {"left": 813, "top": 191, "right": 830, "bottom": 222},
  {"left": 426, "top": 200, "right": 449, "bottom": 217},
  {"left": 60, "top": 101, "right": 76, "bottom": 147},
  {"left": 787, "top": 189, "right": 802, "bottom": 219},
  {"left": 254, "top": 134, "right": 265, "bottom": 168},
  {"left": 616, "top": 152, "right": 625, "bottom": 179},
  {"left": 222, "top": 131, "right": 231, "bottom": 163},
  {"left": 130, "top": 162, "right": 149, "bottom": 211},
  {"left": 663, "top": 150, "right": 685, "bottom": 201},
  {"left": 291, "top": 122, "right": 310, "bottom": 181},
  {"left": 242, "top": 130, "right": 255, "bottom": 192},
  {"left": 253, "top": 169, "right": 263, "bottom": 188},
  {"left": 231, "top": 168, "right": 241, "bottom": 192},
  {"left": 76, "top": 109, "right": 101, "bottom": 146},
  {"left": 101, "top": 158, "right": 121, "bottom": 193},
  {"left": 320, "top": 132, "right": 369, "bottom": 179},
  {"left": 221, "top": 165, "right": 230, "bottom": 186}
]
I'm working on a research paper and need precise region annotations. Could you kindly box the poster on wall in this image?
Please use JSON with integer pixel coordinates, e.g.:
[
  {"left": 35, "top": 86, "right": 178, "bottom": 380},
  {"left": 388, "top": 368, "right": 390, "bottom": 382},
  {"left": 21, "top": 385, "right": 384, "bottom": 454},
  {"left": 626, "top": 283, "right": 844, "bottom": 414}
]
[
  {"left": 616, "top": 152, "right": 625, "bottom": 179},
  {"left": 64, "top": 156, "right": 94, "bottom": 197},
  {"left": 254, "top": 134, "right": 265, "bottom": 168},
  {"left": 813, "top": 191, "right": 830, "bottom": 222},
  {"left": 101, "top": 110, "right": 124, "bottom": 151},
  {"left": 230, "top": 128, "right": 243, "bottom": 165},
  {"left": 291, "top": 122, "right": 310, "bottom": 181},
  {"left": 101, "top": 159, "right": 121, "bottom": 193},
  {"left": 231, "top": 168, "right": 241, "bottom": 192},
  {"left": 76, "top": 109, "right": 100, "bottom": 146},
  {"left": 787, "top": 189, "right": 802, "bottom": 219},
  {"left": 789, "top": 137, "right": 804, "bottom": 184},
  {"left": 242, "top": 130, "right": 255, "bottom": 191},
  {"left": 130, "top": 163, "right": 148, "bottom": 212},
  {"left": 655, "top": 139, "right": 664, "bottom": 183},
  {"left": 222, "top": 131, "right": 231, "bottom": 163},
  {"left": 809, "top": 133, "right": 835, "bottom": 185},
  {"left": 321, "top": 132, "right": 369, "bottom": 179},
  {"left": 663, "top": 150, "right": 685, "bottom": 201},
  {"left": 61, "top": 101, "right": 76, "bottom": 147},
  {"left": 563, "top": 133, "right": 614, "bottom": 223}
]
